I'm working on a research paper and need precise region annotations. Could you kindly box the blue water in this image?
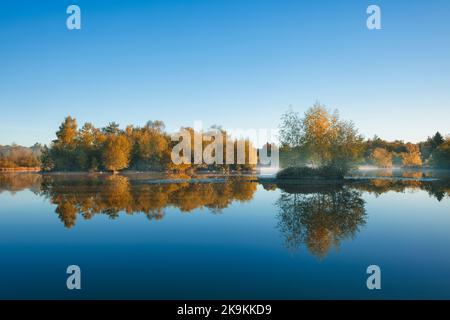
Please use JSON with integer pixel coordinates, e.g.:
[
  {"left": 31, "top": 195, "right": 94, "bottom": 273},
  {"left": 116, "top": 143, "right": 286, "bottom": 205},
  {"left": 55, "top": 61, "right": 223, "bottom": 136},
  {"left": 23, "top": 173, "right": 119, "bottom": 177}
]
[{"left": 0, "top": 174, "right": 449, "bottom": 299}]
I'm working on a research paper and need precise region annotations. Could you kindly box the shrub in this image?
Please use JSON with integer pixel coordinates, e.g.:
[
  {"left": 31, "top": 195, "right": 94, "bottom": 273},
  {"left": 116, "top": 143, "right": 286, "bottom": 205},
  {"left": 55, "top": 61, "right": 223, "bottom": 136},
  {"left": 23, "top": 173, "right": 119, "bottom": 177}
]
[{"left": 276, "top": 166, "right": 345, "bottom": 180}]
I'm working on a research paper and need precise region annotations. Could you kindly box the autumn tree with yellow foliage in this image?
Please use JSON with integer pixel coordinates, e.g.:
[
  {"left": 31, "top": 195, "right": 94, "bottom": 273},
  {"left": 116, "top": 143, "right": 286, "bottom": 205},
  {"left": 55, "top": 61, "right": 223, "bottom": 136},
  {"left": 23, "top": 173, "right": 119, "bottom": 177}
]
[
  {"left": 279, "top": 103, "right": 364, "bottom": 177},
  {"left": 401, "top": 143, "right": 423, "bottom": 167},
  {"left": 372, "top": 147, "right": 393, "bottom": 168},
  {"left": 102, "top": 134, "right": 132, "bottom": 173},
  {"left": 42, "top": 116, "right": 259, "bottom": 173}
]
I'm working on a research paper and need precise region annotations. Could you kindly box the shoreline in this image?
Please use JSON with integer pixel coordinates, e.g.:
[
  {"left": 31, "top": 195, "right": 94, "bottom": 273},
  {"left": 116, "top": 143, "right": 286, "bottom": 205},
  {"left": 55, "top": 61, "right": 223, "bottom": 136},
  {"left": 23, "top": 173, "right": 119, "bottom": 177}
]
[
  {"left": 2, "top": 168, "right": 449, "bottom": 184},
  {"left": 0, "top": 167, "right": 41, "bottom": 172}
]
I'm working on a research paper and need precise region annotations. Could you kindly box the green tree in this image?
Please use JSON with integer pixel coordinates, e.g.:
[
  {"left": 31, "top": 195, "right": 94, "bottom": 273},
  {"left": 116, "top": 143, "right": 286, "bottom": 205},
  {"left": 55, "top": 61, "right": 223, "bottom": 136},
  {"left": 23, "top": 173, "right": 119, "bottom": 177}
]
[
  {"left": 419, "top": 132, "right": 445, "bottom": 163},
  {"left": 102, "top": 122, "right": 120, "bottom": 135},
  {"left": 40, "top": 145, "right": 55, "bottom": 171},
  {"left": 431, "top": 139, "right": 450, "bottom": 168},
  {"left": 77, "top": 122, "right": 101, "bottom": 171},
  {"left": 432, "top": 132, "right": 445, "bottom": 147},
  {"left": 279, "top": 107, "right": 303, "bottom": 148}
]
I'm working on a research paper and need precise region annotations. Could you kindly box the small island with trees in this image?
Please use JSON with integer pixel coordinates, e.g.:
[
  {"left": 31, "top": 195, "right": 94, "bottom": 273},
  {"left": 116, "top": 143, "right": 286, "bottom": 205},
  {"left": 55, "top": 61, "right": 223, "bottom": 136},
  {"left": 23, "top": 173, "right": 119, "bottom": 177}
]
[{"left": 274, "top": 103, "right": 450, "bottom": 183}]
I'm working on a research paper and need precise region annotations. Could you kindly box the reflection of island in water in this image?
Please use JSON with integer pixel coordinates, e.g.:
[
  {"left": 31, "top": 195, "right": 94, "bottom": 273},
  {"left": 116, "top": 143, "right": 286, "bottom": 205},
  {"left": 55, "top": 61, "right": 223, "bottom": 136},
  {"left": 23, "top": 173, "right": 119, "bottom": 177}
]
[
  {"left": 1, "top": 172, "right": 450, "bottom": 258},
  {"left": 275, "top": 186, "right": 366, "bottom": 258},
  {"left": 39, "top": 175, "right": 257, "bottom": 228}
]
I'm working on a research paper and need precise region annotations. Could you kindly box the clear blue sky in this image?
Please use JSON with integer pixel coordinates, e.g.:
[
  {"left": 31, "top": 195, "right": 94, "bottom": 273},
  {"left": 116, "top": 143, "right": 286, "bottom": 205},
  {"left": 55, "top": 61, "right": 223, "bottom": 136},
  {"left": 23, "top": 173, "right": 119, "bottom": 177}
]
[{"left": 1, "top": 0, "right": 449, "bottom": 146}]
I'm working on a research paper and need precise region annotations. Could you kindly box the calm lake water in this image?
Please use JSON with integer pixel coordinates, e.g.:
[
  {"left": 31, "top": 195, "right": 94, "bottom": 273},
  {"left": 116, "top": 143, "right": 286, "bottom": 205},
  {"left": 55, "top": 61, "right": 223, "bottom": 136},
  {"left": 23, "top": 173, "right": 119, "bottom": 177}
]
[{"left": 0, "top": 171, "right": 450, "bottom": 299}]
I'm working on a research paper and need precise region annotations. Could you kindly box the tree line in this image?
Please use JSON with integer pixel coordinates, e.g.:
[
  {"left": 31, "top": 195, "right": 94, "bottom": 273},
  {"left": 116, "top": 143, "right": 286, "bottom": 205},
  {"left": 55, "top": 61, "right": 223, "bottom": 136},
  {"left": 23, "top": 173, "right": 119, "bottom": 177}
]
[
  {"left": 1, "top": 106, "right": 449, "bottom": 172},
  {"left": 40, "top": 117, "right": 258, "bottom": 173},
  {"left": 0, "top": 144, "right": 42, "bottom": 170},
  {"left": 278, "top": 103, "right": 450, "bottom": 173},
  {"left": 366, "top": 132, "right": 448, "bottom": 168}
]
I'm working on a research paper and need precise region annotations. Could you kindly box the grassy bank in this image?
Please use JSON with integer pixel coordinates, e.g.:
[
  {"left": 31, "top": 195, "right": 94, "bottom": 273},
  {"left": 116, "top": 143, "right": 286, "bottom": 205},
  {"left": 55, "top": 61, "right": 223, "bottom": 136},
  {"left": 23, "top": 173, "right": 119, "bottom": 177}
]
[{"left": 275, "top": 166, "right": 345, "bottom": 180}]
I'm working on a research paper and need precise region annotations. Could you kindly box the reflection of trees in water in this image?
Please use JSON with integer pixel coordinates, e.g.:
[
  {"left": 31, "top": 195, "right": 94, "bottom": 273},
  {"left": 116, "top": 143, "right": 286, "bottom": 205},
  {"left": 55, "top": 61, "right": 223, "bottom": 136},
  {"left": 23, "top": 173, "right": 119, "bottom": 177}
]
[
  {"left": 0, "top": 173, "right": 41, "bottom": 194},
  {"left": 2, "top": 172, "right": 450, "bottom": 233},
  {"left": 40, "top": 175, "right": 257, "bottom": 228},
  {"left": 275, "top": 187, "right": 366, "bottom": 258},
  {"left": 350, "top": 178, "right": 450, "bottom": 201},
  {"left": 346, "top": 169, "right": 450, "bottom": 201}
]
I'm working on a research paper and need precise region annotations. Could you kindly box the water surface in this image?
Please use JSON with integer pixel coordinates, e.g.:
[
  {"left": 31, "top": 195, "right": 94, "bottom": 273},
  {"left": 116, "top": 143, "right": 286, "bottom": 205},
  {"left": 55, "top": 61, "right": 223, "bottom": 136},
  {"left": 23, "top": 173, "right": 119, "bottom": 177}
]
[{"left": 0, "top": 172, "right": 449, "bottom": 299}]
